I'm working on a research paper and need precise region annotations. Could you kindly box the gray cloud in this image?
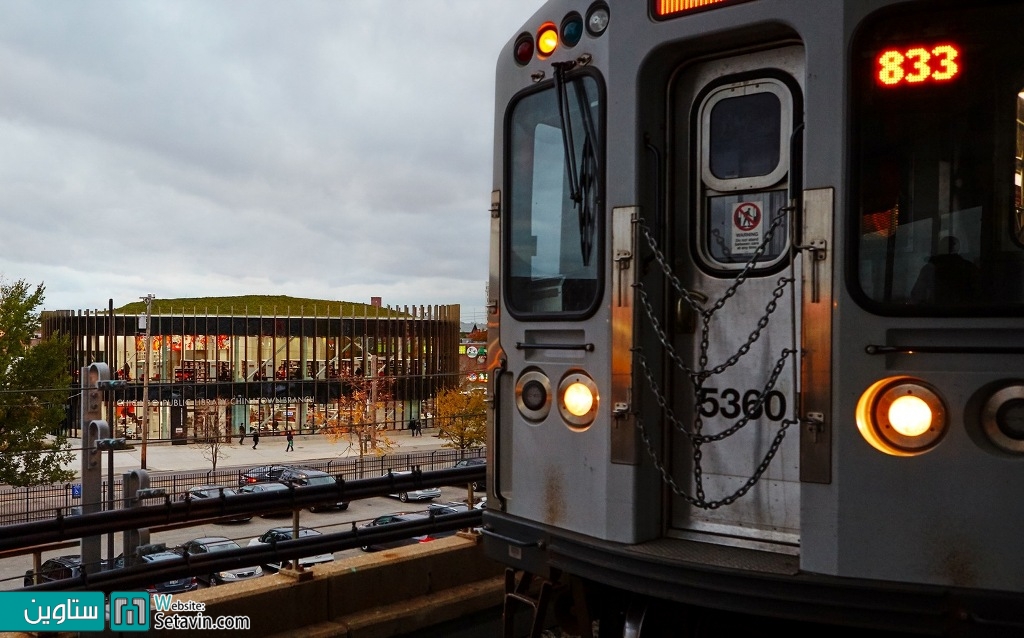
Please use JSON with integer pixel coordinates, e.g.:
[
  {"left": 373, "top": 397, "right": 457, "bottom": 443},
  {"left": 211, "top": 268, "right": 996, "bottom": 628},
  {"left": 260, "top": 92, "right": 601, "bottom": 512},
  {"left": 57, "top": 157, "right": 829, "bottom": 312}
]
[{"left": 0, "top": 0, "right": 546, "bottom": 324}]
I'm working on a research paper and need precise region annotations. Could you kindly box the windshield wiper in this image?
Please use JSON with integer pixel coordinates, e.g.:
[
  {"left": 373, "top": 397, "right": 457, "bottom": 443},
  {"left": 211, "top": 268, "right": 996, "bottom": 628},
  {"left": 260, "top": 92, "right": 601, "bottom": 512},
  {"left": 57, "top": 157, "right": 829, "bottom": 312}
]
[{"left": 553, "top": 62, "right": 599, "bottom": 267}]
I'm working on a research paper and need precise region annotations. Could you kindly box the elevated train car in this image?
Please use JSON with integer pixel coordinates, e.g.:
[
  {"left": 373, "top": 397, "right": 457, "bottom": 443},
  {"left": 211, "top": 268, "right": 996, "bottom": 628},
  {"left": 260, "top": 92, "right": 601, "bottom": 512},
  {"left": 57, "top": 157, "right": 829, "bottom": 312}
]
[{"left": 483, "top": 1, "right": 1024, "bottom": 635}]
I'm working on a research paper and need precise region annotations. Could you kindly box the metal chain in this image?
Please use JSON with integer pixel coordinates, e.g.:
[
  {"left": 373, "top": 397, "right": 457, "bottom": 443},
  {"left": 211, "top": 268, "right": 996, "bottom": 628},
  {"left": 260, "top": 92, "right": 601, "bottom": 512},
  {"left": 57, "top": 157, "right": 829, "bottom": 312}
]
[
  {"left": 631, "top": 206, "right": 797, "bottom": 509},
  {"left": 635, "top": 346, "right": 796, "bottom": 444},
  {"left": 635, "top": 276, "right": 793, "bottom": 382},
  {"left": 634, "top": 412, "right": 797, "bottom": 510}
]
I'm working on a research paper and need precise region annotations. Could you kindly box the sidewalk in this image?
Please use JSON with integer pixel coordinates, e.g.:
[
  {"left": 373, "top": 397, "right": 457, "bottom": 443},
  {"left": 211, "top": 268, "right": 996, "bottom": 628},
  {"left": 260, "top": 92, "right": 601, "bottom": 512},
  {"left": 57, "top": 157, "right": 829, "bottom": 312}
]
[{"left": 65, "top": 427, "right": 448, "bottom": 477}]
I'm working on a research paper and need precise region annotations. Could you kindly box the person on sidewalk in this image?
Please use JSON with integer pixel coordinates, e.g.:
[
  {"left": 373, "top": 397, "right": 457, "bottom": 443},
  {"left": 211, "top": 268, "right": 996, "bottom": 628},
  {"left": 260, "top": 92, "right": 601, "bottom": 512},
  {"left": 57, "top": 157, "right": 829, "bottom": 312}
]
[
  {"left": 285, "top": 429, "right": 294, "bottom": 452},
  {"left": 239, "top": 425, "right": 246, "bottom": 445},
  {"left": 252, "top": 429, "right": 260, "bottom": 450}
]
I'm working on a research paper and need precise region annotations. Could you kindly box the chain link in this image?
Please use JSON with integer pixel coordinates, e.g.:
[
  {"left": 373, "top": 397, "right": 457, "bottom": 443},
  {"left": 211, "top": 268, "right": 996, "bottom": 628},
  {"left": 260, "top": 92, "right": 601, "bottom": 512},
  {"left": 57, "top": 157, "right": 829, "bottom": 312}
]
[{"left": 631, "top": 206, "right": 797, "bottom": 509}]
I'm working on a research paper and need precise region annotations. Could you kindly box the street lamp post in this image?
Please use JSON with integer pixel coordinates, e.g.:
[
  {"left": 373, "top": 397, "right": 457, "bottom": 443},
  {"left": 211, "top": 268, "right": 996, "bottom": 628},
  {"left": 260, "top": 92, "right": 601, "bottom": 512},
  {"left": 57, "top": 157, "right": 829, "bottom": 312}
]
[{"left": 140, "top": 294, "right": 155, "bottom": 470}]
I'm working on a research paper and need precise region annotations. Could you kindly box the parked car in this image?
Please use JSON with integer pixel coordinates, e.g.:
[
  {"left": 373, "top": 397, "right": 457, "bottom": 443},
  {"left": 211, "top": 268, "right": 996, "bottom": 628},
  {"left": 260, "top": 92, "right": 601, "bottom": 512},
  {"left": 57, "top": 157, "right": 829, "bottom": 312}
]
[
  {"left": 24, "top": 555, "right": 84, "bottom": 587},
  {"left": 279, "top": 467, "right": 349, "bottom": 512},
  {"left": 236, "top": 481, "right": 294, "bottom": 517},
  {"left": 238, "top": 465, "right": 289, "bottom": 486},
  {"left": 176, "top": 536, "right": 264, "bottom": 586},
  {"left": 385, "top": 470, "right": 441, "bottom": 502},
  {"left": 247, "top": 526, "right": 334, "bottom": 571},
  {"left": 179, "top": 485, "right": 251, "bottom": 523},
  {"left": 136, "top": 551, "right": 199, "bottom": 594},
  {"left": 359, "top": 513, "right": 454, "bottom": 552},
  {"left": 428, "top": 501, "right": 470, "bottom": 515},
  {"left": 452, "top": 457, "right": 486, "bottom": 491}
]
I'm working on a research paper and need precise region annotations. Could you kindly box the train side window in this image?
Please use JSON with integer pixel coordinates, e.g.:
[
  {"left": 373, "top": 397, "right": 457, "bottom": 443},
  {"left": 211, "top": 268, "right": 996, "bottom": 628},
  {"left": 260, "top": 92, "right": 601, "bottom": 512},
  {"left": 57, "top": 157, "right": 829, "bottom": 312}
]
[{"left": 696, "top": 78, "right": 794, "bottom": 270}]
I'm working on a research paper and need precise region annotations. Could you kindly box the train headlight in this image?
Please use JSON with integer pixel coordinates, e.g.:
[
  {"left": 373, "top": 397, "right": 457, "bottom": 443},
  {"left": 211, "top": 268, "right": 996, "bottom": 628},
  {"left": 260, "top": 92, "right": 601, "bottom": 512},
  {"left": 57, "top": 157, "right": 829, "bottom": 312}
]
[
  {"left": 516, "top": 370, "right": 552, "bottom": 422},
  {"left": 887, "top": 395, "right": 933, "bottom": 436},
  {"left": 856, "top": 377, "right": 947, "bottom": 456},
  {"left": 980, "top": 383, "right": 1024, "bottom": 454},
  {"left": 537, "top": 23, "right": 559, "bottom": 57},
  {"left": 558, "top": 371, "right": 598, "bottom": 429},
  {"left": 563, "top": 382, "right": 594, "bottom": 416}
]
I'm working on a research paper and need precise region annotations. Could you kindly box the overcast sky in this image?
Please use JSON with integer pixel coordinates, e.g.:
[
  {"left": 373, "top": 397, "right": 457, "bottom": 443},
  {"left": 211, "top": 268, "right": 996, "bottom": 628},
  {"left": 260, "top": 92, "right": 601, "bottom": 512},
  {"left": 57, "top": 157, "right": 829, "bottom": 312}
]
[{"left": 0, "top": 0, "right": 545, "bottom": 324}]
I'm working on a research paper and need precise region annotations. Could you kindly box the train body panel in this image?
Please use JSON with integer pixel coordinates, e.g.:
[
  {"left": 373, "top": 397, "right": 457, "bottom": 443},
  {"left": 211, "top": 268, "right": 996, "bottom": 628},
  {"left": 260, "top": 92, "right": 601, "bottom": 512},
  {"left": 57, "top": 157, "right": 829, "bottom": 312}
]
[{"left": 486, "top": 0, "right": 1024, "bottom": 633}]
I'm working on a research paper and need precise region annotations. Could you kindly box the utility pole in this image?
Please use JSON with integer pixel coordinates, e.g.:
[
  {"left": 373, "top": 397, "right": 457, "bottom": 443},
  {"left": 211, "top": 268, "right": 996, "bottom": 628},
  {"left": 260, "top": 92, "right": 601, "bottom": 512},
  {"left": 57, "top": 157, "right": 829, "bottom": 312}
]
[{"left": 140, "top": 294, "right": 155, "bottom": 470}]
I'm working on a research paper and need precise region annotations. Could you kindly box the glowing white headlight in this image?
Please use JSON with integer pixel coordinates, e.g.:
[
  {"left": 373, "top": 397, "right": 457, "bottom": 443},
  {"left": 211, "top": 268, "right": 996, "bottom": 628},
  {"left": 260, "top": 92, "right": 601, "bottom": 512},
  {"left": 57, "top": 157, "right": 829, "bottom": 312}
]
[
  {"left": 558, "top": 372, "right": 598, "bottom": 430},
  {"left": 887, "top": 395, "right": 933, "bottom": 436},
  {"left": 856, "top": 377, "right": 946, "bottom": 456}
]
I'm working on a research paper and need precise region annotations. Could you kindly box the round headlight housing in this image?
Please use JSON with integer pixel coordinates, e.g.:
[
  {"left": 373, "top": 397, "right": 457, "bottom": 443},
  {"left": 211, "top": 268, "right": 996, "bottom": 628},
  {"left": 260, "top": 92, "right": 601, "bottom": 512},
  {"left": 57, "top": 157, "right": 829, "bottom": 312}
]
[
  {"left": 856, "top": 377, "right": 947, "bottom": 456},
  {"left": 981, "top": 384, "right": 1024, "bottom": 454},
  {"left": 558, "top": 371, "right": 598, "bottom": 430},
  {"left": 515, "top": 370, "right": 552, "bottom": 422}
]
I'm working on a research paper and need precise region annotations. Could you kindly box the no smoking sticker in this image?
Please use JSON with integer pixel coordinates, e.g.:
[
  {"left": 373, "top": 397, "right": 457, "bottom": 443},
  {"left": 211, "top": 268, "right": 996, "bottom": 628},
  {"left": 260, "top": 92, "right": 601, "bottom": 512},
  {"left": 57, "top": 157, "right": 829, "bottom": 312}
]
[{"left": 731, "top": 201, "right": 764, "bottom": 254}]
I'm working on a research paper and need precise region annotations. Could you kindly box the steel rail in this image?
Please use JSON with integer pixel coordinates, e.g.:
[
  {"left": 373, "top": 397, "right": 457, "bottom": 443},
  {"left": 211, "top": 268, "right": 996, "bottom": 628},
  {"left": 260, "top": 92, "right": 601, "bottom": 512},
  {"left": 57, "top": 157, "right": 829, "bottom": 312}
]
[
  {"left": 21, "top": 509, "right": 483, "bottom": 592},
  {"left": 0, "top": 466, "right": 485, "bottom": 553}
]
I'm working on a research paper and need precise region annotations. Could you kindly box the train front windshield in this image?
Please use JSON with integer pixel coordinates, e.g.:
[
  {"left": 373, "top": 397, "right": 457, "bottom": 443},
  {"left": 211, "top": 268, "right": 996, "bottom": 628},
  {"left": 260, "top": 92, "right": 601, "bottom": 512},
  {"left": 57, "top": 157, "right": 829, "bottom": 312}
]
[
  {"left": 854, "top": 4, "right": 1024, "bottom": 314},
  {"left": 505, "top": 73, "right": 603, "bottom": 318}
]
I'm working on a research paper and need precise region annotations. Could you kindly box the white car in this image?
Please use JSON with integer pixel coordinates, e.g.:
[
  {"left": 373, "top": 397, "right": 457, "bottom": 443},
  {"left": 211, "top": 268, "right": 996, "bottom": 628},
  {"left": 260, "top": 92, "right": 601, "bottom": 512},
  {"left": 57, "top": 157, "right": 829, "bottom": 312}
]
[{"left": 247, "top": 526, "right": 334, "bottom": 571}]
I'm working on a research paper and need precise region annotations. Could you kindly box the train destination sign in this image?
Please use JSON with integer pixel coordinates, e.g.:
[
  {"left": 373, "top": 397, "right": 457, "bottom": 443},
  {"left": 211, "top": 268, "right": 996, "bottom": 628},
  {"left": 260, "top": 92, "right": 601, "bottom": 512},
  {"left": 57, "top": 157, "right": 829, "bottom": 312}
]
[{"left": 876, "top": 43, "right": 960, "bottom": 87}]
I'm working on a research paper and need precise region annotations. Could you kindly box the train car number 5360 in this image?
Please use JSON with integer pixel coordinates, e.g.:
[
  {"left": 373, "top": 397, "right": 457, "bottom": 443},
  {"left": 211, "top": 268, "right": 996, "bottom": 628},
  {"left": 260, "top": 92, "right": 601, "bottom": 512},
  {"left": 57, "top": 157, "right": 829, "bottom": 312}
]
[{"left": 697, "top": 388, "right": 787, "bottom": 421}]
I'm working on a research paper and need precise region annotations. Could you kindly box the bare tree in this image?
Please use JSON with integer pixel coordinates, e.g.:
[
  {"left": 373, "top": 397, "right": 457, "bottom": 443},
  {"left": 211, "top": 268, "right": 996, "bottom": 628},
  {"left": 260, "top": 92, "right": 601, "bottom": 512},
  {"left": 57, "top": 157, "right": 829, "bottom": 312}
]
[{"left": 190, "top": 401, "right": 228, "bottom": 473}]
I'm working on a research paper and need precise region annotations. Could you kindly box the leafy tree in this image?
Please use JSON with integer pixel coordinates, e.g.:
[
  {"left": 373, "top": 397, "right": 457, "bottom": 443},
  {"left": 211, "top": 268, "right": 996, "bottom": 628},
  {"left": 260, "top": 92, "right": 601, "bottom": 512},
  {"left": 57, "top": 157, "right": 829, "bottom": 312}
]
[
  {"left": 0, "top": 279, "right": 74, "bottom": 486},
  {"left": 433, "top": 388, "right": 486, "bottom": 456},
  {"left": 321, "top": 370, "right": 397, "bottom": 476}
]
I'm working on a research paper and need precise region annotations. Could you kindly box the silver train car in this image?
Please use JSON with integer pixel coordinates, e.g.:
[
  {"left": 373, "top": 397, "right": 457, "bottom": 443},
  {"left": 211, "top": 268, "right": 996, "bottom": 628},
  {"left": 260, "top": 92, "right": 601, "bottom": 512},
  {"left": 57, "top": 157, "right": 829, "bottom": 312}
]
[{"left": 482, "top": 1, "right": 1024, "bottom": 635}]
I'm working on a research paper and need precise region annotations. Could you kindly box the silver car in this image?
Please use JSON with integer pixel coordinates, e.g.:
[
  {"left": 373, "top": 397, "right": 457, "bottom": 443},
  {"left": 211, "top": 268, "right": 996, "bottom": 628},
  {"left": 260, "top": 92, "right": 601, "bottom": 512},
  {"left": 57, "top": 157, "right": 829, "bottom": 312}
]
[
  {"left": 385, "top": 470, "right": 441, "bottom": 502},
  {"left": 177, "top": 536, "right": 264, "bottom": 586}
]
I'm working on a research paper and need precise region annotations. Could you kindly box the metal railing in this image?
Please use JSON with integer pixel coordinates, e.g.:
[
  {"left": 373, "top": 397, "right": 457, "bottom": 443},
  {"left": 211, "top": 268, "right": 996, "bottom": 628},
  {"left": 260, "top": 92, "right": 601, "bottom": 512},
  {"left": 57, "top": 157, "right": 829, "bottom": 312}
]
[{"left": 0, "top": 447, "right": 484, "bottom": 526}]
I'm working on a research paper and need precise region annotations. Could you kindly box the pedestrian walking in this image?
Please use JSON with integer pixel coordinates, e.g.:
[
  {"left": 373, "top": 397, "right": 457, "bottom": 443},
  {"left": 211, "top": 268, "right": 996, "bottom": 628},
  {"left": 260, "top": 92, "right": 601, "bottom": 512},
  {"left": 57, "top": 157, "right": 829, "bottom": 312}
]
[
  {"left": 408, "top": 418, "right": 420, "bottom": 437},
  {"left": 252, "top": 429, "right": 260, "bottom": 450},
  {"left": 285, "top": 429, "right": 294, "bottom": 452},
  {"left": 239, "top": 424, "right": 246, "bottom": 445}
]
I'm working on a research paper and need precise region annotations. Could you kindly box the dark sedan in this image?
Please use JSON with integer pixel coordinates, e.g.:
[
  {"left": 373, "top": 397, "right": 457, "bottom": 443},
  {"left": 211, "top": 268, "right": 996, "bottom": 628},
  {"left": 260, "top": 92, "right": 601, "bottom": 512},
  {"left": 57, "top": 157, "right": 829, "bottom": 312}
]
[
  {"left": 359, "top": 513, "right": 455, "bottom": 552},
  {"left": 238, "top": 465, "right": 288, "bottom": 487},
  {"left": 23, "top": 555, "right": 83, "bottom": 587},
  {"left": 280, "top": 468, "right": 349, "bottom": 512},
  {"left": 236, "top": 481, "right": 294, "bottom": 517},
  {"left": 179, "top": 485, "right": 251, "bottom": 522},
  {"left": 247, "top": 527, "right": 334, "bottom": 571},
  {"left": 137, "top": 551, "right": 199, "bottom": 594},
  {"left": 452, "top": 457, "right": 486, "bottom": 491}
]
